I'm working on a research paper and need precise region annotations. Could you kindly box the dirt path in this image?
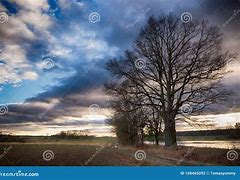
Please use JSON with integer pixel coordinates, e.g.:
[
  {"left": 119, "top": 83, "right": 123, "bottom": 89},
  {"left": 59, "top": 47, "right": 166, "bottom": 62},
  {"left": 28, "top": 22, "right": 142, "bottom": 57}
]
[{"left": 116, "top": 146, "right": 212, "bottom": 166}]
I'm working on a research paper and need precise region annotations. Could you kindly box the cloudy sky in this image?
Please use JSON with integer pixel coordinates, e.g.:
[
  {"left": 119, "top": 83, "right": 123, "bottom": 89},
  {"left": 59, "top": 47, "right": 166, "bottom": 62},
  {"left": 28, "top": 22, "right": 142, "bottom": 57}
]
[{"left": 0, "top": 0, "right": 240, "bottom": 136}]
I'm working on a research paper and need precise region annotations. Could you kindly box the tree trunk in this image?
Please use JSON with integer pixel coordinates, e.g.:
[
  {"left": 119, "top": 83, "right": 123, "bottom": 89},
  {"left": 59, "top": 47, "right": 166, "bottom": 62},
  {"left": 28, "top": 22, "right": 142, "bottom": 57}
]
[
  {"left": 164, "top": 120, "right": 177, "bottom": 147},
  {"left": 140, "top": 128, "right": 144, "bottom": 146},
  {"left": 155, "top": 131, "right": 159, "bottom": 145}
]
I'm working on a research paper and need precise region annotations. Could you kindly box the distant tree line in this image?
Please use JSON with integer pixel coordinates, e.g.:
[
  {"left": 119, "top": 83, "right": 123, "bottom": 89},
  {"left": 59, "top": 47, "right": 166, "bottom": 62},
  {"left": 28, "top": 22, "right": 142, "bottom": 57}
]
[
  {"left": 177, "top": 125, "right": 240, "bottom": 139},
  {"left": 0, "top": 133, "right": 25, "bottom": 142},
  {"left": 52, "top": 130, "right": 95, "bottom": 139}
]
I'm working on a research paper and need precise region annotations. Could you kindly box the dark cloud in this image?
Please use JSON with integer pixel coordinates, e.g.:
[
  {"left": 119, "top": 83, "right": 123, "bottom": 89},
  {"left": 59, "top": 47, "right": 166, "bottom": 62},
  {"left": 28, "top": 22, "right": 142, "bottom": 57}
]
[
  {"left": 0, "top": 67, "right": 111, "bottom": 125},
  {"left": 0, "top": 102, "right": 52, "bottom": 124}
]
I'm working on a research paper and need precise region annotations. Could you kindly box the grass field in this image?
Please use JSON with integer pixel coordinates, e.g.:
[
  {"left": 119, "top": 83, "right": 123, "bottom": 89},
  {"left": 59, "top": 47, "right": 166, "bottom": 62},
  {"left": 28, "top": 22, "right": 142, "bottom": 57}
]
[
  {"left": 0, "top": 143, "right": 141, "bottom": 166},
  {"left": 0, "top": 137, "right": 239, "bottom": 166}
]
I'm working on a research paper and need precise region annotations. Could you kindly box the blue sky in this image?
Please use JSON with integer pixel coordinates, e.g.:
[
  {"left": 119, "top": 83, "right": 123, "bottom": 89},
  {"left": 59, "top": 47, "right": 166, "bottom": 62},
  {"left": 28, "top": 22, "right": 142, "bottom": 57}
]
[{"left": 0, "top": 0, "right": 240, "bottom": 135}]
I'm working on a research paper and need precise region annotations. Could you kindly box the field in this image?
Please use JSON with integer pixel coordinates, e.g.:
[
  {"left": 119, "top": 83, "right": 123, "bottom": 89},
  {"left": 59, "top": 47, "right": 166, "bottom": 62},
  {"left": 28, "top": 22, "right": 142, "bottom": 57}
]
[{"left": 0, "top": 137, "right": 239, "bottom": 166}]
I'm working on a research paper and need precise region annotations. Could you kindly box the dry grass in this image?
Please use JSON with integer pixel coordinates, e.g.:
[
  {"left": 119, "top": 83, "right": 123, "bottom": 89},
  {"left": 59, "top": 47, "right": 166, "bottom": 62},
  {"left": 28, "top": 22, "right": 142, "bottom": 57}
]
[
  {"left": 0, "top": 142, "right": 239, "bottom": 166},
  {"left": 123, "top": 144, "right": 240, "bottom": 166},
  {"left": 0, "top": 143, "right": 140, "bottom": 166}
]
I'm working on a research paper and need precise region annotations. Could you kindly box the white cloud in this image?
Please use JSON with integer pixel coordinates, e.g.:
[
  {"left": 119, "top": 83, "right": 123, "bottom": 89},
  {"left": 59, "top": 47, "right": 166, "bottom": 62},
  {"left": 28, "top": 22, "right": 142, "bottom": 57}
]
[
  {"left": 58, "top": 0, "right": 85, "bottom": 10},
  {"left": 0, "top": 44, "right": 29, "bottom": 67},
  {"left": 0, "top": 44, "right": 38, "bottom": 84},
  {"left": 58, "top": 0, "right": 71, "bottom": 9},
  {"left": 18, "top": 10, "right": 53, "bottom": 29},
  {"left": 0, "top": 1, "right": 54, "bottom": 86},
  {"left": 60, "top": 26, "right": 119, "bottom": 60},
  {"left": 11, "top": 0, "right": 49, "bottom": 12},
  {"left": 0, "top": 65, "right": 22, "bottom": 84},
  {"left": 0, "top": 66, "right": 38, "bottom": 84},
  {"left": 22, "top": 71, "right": 38, "bottom": 80},
  {"left": 0, "top": 0, "right": 119, "bottom": 89},
  {"left": 0, "top": 15, "right": 36, "bottom": 43}
]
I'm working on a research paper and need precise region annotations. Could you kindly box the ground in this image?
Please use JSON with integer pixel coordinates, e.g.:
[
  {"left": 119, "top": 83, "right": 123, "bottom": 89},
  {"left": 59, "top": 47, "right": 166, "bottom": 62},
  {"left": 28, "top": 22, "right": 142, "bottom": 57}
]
[{"left": 0, "top": 138, "right": 239, "bottom": 166}]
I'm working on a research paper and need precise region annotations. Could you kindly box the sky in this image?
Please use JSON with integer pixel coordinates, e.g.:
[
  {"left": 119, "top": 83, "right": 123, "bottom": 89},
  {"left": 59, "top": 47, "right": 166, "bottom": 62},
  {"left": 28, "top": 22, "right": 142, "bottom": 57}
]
[{"left": 0, "top": 0, "right": 240, "bottom": 136}]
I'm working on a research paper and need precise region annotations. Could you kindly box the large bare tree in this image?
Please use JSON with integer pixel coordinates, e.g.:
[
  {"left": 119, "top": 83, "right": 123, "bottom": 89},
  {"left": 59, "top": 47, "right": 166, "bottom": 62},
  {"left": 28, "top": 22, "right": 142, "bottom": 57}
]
[{"left": 106, "top": 15, "right": 234, "bottom": 146}]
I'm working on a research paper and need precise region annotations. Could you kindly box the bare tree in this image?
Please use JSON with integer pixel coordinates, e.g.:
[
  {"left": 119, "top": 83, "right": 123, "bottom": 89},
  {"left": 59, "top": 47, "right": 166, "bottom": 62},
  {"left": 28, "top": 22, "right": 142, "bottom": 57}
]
[
  {"left": 106, "top": 15, "right": 234, "bottom": 147},
  {"left": 146, "top": 106, "right": 163, "bottom": 145},
  {"left": 105, "top": 80, "right": 147, "bottom": 146},
  {"left": 106, "top": 75, "right": 164, "bottom": 146}
]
